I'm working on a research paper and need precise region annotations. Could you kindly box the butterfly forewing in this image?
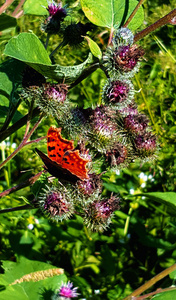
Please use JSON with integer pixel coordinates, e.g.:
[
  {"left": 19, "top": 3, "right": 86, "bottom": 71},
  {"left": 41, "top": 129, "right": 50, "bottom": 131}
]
[
  {"left": 62, "top": 150, "right": 89, "bottom": 180},
  {"left": 47, "top": 127, "right": 74, "bottom": 164}
]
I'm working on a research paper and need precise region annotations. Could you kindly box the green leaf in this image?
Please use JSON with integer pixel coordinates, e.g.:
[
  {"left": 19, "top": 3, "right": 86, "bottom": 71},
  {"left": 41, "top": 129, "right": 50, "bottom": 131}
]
[
  {"left": 4, "top": 33, "right": 52, "bottom": 66},
  {"left": 80, "top": 0, "right": 144, "bottom": 30},
  {"left": 23, "top": 0, "right": 48, "bottom": 15},
  {"left": 4, "top": 33, "right": 92, "bottom": 82},
  {"left": 152, "top": 289, "right": 176, "bottom": 300},
  {"left": 84, "top": 36, "right": 102, "bottom": 59},
  {"left": 170, "top": 269, "right": 176, "bottom": 279},
  {"left": 0, "top": 258, "right": 66, "bottom": 300},
  {"left": 0, "top": 14, "right": 17, "bottom": 31},
  {"left": 136, "top": 192, "right": 176, "bottom": 214},
  {"left": 30, "top": 53, "right": 93, "bottom": 82}
]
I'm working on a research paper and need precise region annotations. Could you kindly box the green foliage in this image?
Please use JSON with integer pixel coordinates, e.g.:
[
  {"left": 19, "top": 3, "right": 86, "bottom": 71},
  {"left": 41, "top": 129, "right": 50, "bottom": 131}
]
[
  {"left": 0, "top": 0, "right": 176, "bottom": 299},
  {"left": 0, "top": 14, "right": 17, "bottom": 31},
  {"left": 81, "top": 0, "right": 144, "bottom": 29}
]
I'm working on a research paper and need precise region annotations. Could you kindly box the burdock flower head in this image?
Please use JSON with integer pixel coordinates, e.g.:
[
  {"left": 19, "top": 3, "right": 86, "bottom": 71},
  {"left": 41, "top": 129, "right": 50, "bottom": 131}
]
[
  {"left": 113, "top": 27, "right": 134, "bottom": 47},
  {"left": 113, "top": 44, "right": 144, "bottom": 73},
  {"left": 84, "top": 195, "right": 121, "bottom": 231},
  {"left": 42, "top": 1, "right": 68, "bottom": 34},
  {"left": 77, "top": 173, "right": 102, "bottom": 196},
  {"left": 36, "top": 83, "right": 68, "bottom": 116},
  {"left": 53, "top": 281, "right": 79, "bottom": 299},
  {"left": 102, "top": 78, "right": 134, "bottom": 108},
  {"left": 106, "top": 142, "right": 129, "bottom": 167},
  {"left": 38, "top": 186, "right": 74, "bottom": 222},
  {"left": 134, "top": 132, "right": 157, "bottom": 157},
  {"left": 44, "top": 83, "right": 68, "bottom": 102},
  {"left": 89, "top": 105, "right": 117, "bottom": 137},
  {"left": 124, "top": 114, "right": 149, "bottom": 135},
  {"left": 62, "top": 22, "right": 92, "bottom": 47}
]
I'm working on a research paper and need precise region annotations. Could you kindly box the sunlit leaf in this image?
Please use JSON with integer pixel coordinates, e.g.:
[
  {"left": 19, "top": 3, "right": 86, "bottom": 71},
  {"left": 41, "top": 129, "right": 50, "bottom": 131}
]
[{"left": 81, "top": 0, "right": 144, "bottom": 30}]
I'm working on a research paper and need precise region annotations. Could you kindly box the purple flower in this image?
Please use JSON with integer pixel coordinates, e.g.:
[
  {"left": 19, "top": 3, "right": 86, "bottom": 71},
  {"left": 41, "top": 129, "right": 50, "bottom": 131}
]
[
  {"left": 134, "top": 133, "right": 157, "bottom": 156},
  {"left": 58, "top": 281, "right": 79, "bottom": 299},
  {"left": 90, "top": 106, "right": 117, "bottom": 137},
  {"left": 44, "top": 192, "right": 70, "bottom": 217},
  {"left": 106, "top": 80, "right": 130, "bottom": 104},
  {"left": 84, "top": 195, "right": 121, "bottom": 231},
  {"left": 42, "top": 1, "right": 67, "bottom": 34},
  {"left": 44, "top": 83, "right": 68, "bottom": 103},
  {"left": 113, "top": 44, "right": 144, "bottom": 72},
  {"left": 106, "top": 143, "right": 128, "bottom": 166},
  {"left": 77, "top": 173, "right": 102, "bottom": 196},
  {"left": 47, "top": 1, "right": 67, "bottom": 19},
  {"left": 124, "top": 114, "right": 148, "bottom": 134}
]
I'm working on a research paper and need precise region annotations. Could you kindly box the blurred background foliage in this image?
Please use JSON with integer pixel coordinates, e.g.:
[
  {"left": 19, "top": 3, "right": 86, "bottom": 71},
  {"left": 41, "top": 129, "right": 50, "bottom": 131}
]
[{"left": 0, "top": 0, "right": 176, "bottom": 299}]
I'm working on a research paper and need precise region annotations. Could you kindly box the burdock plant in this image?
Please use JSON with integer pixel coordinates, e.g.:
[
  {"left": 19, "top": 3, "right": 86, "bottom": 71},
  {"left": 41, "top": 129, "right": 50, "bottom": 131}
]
[
  {"left": 0, "top": 0, "right": 176, "bottom": 299},
  {"left": 0, "top": 1, "right": 175, "bottom": 233}
]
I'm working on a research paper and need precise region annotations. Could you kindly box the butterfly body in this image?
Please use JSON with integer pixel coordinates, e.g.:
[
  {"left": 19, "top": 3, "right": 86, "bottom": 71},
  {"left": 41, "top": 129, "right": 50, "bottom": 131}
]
[{"left": 36, "top": 127, "right": 90, "bottom": 182}]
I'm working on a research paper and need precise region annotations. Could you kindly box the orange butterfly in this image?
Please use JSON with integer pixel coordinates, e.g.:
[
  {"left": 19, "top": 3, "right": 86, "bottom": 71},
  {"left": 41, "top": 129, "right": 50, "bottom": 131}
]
[{"left": 35, "top": 127, "right": 90, "bottom": 182}]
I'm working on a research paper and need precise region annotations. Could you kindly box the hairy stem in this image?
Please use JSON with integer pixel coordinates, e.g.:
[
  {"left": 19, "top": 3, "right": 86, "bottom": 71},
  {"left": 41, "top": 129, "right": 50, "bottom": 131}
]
[
  {"left": 0, "top": 204, "right": 32, "bottom": 214},
  {"left": 0, "top": 0, "right": 15, "bottom": 14},
  {"left": 0, "top": 114, "right": 44, "bottom": 170},
  {"left": 123, "top": 0, "right": 145, "bottom": 28},
  {"left": 122, "top": 263, "right": 176, "bottom": 300},
  {"left": 134, "top": 9, "right": 176, "bottom": 42},
  {"left": 0, "top": 107, "right": 40, "bottom": 143},
  {"left": 11, "top": 0, "right": 25, "bottom": 17},
  {"left": 69, "top": 62, "right": 100, "bottom": 89},
  {"left": 0, "top": 171, "right": 44, "bottom": 199}
]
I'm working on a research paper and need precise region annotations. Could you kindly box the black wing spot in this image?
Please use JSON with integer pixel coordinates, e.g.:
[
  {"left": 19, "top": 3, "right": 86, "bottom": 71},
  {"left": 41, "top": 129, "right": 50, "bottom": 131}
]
[{"left": 48, "top": 146, "right": 55, "bottom": 151}]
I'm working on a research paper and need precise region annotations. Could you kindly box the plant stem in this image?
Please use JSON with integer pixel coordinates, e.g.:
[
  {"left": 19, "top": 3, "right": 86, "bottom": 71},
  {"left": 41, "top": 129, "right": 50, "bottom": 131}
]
[
  {"left": 123, "top": 0, "right": 145, "bottom": 28},
  {"left": 134, "top": 9, "right": 176, "bottom": 43},
  {"left": 0, "top": 204, "right": 32, "bottom": 214},
  {"left": 0, "top": 0, "right": 15, "bottom": 14},
  {"left": 49, "top": 41, "right": 66, "bottom": 57},
  {"left": 0, "top": 170, "right": 44, "bottom": 199},
  {"left": 0, "top": 114, "right": 44, "bottom": 170},
  {"left": 11, "top": 0, "right": 25, "bottom": 17},
  {"left": 137, "top": 286, "right": 176, "bottom": 299},
  {"left": 0, "top": 107, "right": 40, "bottom": 143},
  {"left": 122, "top": 263, "right": 176, "bottom": 300},
  {"left": 69, "top": 62, "right": 100, "bottom": 89}
]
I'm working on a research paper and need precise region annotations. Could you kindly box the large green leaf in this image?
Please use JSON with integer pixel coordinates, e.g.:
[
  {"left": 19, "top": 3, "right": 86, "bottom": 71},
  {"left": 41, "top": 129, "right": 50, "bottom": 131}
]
[
  {"left": 152, "top": 289, "right": 176, "bottom": 300},
  {"left": 136, "top": 192, "right": 176, "bottom": 214},
  {"left": 0, "top": 258, "right": 66, "bottom": 300},
  {"left": 23, "top": 0, "right": 48, "bottom": 15},
  {"left": 4, "top": 33, "right": 92, "bottom": 82},
  {"left": 80, "top": 0, "right": 144, "bottom": 30},
  {"left": 0, "top": 14, "right": 17, "bottom": 31},
  {"left": 4, "top": 33, "right": 51, "bottom": 66}
]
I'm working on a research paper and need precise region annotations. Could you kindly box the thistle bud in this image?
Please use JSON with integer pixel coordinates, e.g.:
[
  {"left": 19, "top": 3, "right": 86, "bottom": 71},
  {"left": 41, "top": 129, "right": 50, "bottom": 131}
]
[
  {"left": 62, "top": 22, "right": 92, "bottom": 47},
  {"left": 77, "top": 173, "right": 102, "bottom": 196},
  {"left": 44, "top": 83, "right": 68, "bottom": 103},
  {"left": 113, "top": 44, "right": 144, "bottom": 73},
  {"left": 89, "top": 105, "right": 117, "bottom": 137},
  {"left": 134, "top": 133, "right": 157, "bottom": 157},
  {"left": 124, "top": 114, "right": 149, "bottom": 134},
  {"left": 42, "top": 1, "right": 67, "bottom": 34},
  {"left": 106, "top": 143, "right": 128, "bottom": 167},
  {"left": 84, "top": 195, "right": 121, "bottom": 231},
  {"left": 102, "top": 78, "right": 134, "bottom": 108},
  {"left": 38, "top": 187, "right": 74, "bottom": 221}
]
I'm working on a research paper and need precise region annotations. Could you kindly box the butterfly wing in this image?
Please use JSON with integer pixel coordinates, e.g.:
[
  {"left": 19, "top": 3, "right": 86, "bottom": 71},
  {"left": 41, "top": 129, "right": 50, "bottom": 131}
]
[
  {"left": 61, "top": 150, "right": 90, "bottom": 180},
  {"left": 47, "top": 127, "right": 74, "bottom": 164},
  {"left": 35, "top": 148, "right": 80, "bottom": 182}
]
